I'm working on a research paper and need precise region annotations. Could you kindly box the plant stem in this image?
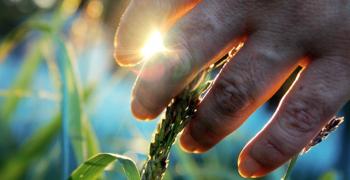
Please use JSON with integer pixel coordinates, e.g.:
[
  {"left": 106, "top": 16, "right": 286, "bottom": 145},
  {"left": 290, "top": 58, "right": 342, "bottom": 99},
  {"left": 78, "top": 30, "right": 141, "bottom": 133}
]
[
  {"left": 139, "top": 49, "right": 234, "bottom": 179},
  {"left": 140, "top": 82, "right": 208, "bottom": 179},
  {"left": 140, "top": 70, "right": 214, "bottom": 180},
  {"left": 282, "top": 155, "right": 298, "bottom": 180}
]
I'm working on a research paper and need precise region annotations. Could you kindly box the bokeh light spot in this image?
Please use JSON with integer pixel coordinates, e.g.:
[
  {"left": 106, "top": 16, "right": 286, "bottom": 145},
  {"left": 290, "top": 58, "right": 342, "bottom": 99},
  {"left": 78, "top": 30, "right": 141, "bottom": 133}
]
[{"left": 33, "top": 0, "right": 56, "bottom": 9}]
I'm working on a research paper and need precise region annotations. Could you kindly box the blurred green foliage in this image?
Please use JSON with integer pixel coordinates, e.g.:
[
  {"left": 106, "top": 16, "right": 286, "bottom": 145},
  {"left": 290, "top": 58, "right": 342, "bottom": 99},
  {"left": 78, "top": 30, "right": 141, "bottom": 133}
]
[
  {"left": 0, "top": 0, "right": 346, "bottom": 180},
  {"left": 70, "top": 153, "right": 140, "bottom": 180},
  {"left": 0, "top": 0, "right": 100, "bottom": 179}
]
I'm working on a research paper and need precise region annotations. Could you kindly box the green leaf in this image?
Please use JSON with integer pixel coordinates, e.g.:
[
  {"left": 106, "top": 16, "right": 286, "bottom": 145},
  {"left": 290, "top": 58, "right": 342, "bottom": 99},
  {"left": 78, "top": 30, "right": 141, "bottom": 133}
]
[
  {"left": 282, "top": 155, "right": 299, "bottom": 180},
  {"left": 83, "top": 115, "right": 100, "bottom": 158},
  {"left": 81, "top": 86, "right": 100, "bottom": 158},
  {"left": 0, "top": 27, "right": 29, "bottom": 62},
  {"left": 53, "top": 36, "right": 101, "bottom": 179},
  {"left": 70, "top": 153, "right": 141, "bottom": 180},
  {"left": 0, "top": 21, "right": 52, "bottom": 62},
  {"left": 0, "top": 115, "right": 61, "bottom": 180},
  {"left": 0, "top": 39, "right": 43, "bottom": 124},
  {"left": 54, "top": 36, "right": 85, "bottom": 164},
  {"left": 0, "top": 22, "right": 54, "bottom": 123}
]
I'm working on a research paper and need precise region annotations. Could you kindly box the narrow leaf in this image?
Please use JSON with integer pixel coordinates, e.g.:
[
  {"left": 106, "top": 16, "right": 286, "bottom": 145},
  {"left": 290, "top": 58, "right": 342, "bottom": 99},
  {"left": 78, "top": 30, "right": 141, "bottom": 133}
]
[
  {"left": 281, "top": 155, "right": 298, "bottom": 180},
  {"left": 0, "top": 115, "right": 61, "bottom": 180},
  {"left": 0, "top": 39, "right": 42, "bottom": 123},
  {"left": 0, "top": 21, "right": 52, "bottom": 62},
  {"left": 0, "top": 27, "right": 29, "bottom": 62},
  {"left": 70, "top": 153, "right": 140, "bottom": 180},
  {"left": 53, "top": 36, "right": 101, "bottom": 178},
  {"left": 83, "top": 115, "right": 100, "bottom": 157},
  {"left": 54, "top": 36, "right": 84, "bottom": 177}
]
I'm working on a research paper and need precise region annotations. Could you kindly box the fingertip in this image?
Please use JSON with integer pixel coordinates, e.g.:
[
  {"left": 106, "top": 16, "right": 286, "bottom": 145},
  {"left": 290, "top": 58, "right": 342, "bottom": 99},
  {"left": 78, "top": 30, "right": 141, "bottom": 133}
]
[
  {"left": 131, "top": 97, "right": 159, "bottom": 120},
  {"left": 237, "top": 153, "right": 264, "bottom": 178},
  {"left": 114, "top": 47, "right": 142, "bottom": 67},
  {"left": 179, "top": 127, "right": 208, "bottom": 154},
  {"left": 114, "top": 27, "right": 144, "bottom": 66},
  {"left": 179, "top": 129, "right": 197, "bottom": 153}
]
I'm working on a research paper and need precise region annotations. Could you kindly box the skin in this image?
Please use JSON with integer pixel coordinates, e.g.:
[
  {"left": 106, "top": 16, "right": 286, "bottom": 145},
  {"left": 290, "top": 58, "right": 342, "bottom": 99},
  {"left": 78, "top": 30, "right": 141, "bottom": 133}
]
[{"left": 114, "top": 0, "right": 350, "bottom": 178}]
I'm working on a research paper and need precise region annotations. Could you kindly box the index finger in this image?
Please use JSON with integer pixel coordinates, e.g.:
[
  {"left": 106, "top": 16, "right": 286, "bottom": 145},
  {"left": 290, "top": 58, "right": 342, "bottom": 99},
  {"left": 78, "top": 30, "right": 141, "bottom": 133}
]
[{"left": 114, "top": 0, "right": 201, "bottom": 66}]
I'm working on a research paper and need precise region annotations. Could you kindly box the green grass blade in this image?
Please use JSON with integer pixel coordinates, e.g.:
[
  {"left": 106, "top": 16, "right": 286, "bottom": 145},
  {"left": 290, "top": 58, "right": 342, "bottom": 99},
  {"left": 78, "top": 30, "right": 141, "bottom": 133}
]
[
  {"left": 53, "top": 36, "right": 101, "bottom": 179},
  {"left": 81, "top": 86, "right": 100, "bottom": 158},
  {"left": 0, "top": 115, "right": 61, "bottom": 180},
  {"left": 0, "top": 21, "right": 52, "bottom": 62},
  {"left": 282, "top": 155, "right": 299, "bottom": 180},
  {"left": 0, "top": 27, "right": 29, "bottom": 62},
  {"left": 0, "top": 23, "right": 54, "bottom": 123},
  {"left": 54, "top": 36, "right": 84, "bottom": 164},
  {"left": 83, "top": 115, "right": 100, "bottom": 157},
  {"left": 0, "top": 40, "right": 43, "bottom": 124},
  {"left": 70, "top": 153, "right": 141, "bottom": 180}
]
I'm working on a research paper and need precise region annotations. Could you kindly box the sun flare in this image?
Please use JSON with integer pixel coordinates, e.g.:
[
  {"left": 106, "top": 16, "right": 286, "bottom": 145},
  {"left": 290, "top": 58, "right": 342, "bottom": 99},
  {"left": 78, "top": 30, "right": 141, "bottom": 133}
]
[{"left": 141, "top": 31, "right": 166, "bottom": 58}]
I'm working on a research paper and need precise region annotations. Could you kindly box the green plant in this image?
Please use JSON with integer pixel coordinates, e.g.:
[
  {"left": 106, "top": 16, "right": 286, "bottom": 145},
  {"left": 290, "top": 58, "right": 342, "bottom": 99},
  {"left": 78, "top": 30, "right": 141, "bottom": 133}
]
[
  {"left": 70, "top": 153, "right": 140, "bottom": 180},
  {"left": 1, "top": 1, "right": 344, "bottom": 178},
  {"left": 0, "top": 0, "right": 100, "bottom": 179},
  {"left": 71, "top": 57, "right": 344, "bottom": 180},
  {"left": 282, "top": 117, "right": 344, "bottom": 180},
  {"left": 140, "top": 73, "right": 211, "bottom": 180},
  {"left": 69, "top": 54, "right": 227, "bottom": 180}
]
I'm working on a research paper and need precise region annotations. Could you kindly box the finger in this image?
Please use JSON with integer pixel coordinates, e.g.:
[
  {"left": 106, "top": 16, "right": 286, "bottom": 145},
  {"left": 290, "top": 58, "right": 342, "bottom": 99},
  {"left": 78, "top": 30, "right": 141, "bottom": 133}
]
[
  {"left": 238, "top": 56, "right": 350, "bottom": 178},
  {"left": 114, "top": 0, "right": 202, "bottom": 66},
  {"left": 180, "top": 33, "right": 302, "bottom": 152},
  {"left": 131, "top": 1, "right": 249, "bottom": 119}
]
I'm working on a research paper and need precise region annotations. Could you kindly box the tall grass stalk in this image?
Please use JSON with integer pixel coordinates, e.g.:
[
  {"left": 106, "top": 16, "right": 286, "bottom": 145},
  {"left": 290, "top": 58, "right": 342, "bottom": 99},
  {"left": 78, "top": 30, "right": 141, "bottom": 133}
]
[
  {"left": 140, "top": 57, "right": 230, "bottom": 180},
  {"left": 282, "top": 117, "right": 344, "bottom": 180}
]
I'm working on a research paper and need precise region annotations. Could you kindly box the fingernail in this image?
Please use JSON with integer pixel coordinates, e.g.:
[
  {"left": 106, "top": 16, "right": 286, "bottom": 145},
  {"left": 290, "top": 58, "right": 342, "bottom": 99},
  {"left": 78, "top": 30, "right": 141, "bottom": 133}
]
[{"left": 238, "top": 155, "right": 262, "bottom": 178}]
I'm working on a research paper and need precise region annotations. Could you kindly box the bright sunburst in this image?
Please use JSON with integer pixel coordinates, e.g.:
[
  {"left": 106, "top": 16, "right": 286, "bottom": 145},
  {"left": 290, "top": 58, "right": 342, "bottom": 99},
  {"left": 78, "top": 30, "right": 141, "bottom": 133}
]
[{"left": 141, "top": 31, "right": 166, "bottom": 58}]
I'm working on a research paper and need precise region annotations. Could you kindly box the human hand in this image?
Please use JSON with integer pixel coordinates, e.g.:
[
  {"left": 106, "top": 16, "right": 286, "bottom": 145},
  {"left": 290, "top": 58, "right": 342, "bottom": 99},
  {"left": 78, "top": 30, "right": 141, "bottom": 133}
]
[{"left": 114, "top": 0, "right": 350, "bottom": 178}]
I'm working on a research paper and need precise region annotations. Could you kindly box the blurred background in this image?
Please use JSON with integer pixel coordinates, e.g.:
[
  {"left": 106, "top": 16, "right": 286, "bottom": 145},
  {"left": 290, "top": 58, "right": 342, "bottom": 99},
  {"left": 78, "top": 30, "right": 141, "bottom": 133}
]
[{"left": 0, "top": 0, "right": 349, "bottom": 179}]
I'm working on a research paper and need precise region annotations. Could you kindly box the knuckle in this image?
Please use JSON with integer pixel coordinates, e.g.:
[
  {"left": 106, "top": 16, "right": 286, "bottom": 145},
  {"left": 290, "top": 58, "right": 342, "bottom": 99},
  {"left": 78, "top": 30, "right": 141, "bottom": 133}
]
[
  {"left": 264, "top": 137, "right": 289, "bottom": 158},
  {"left": 165, "top": 44, "right": 195, "bottom": 82},
  {"left": 252, "top": 46, "right": 284, "bottom": 65},
  {"left": 212, "top": 75, "right": 254, "bottom": 117},
  {"left": 248, "top": 35, "right": 299, "bottom": 66},
  {"left": 173, "top": 49, "right": 194, "bottom": 74},
  {"left": 250, "top": 130, "right": 304, "bottom": 170},
  {"left": 285, "top": 106, "right": 316, "bottom": 134},
  {"left": 279, "top": 95, "right": 328, "bottom": 137},
  {"left": 250, "top": 138, "right": 291, "bottom": 168}
]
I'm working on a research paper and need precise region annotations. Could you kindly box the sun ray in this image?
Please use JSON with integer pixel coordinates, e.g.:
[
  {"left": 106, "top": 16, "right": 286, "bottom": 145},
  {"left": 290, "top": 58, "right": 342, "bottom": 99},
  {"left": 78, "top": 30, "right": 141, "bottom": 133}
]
[{"left": 141, "top": 31, "right": 166, "bottom": 58}]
